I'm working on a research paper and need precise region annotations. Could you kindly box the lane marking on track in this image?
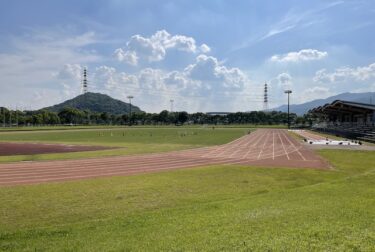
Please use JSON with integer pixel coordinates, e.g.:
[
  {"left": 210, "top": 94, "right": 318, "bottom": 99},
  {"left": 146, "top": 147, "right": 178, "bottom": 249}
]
[
  {"left": 257, "top": 130, "right": 270, "bottom": 160},
  {"left": 237, "top": 130, "right": 265, "bottom": 159},
  {"left": 281, "top": 130, "right": 306, "bottom": 161},
  {"left": 277, "top": 130, "right": 290, "bottom": 160}
]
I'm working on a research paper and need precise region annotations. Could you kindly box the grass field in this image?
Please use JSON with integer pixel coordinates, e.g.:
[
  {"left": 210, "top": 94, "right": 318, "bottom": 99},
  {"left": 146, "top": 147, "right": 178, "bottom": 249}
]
[
  {"left": 0, "top": 149, "right": 374, "bottom": 251},
  {"left": 0, "top": 124, "right": 286, "bottom": 132},
  {"left": 0, "top": 127, "right": 248, "bottom": 163}
]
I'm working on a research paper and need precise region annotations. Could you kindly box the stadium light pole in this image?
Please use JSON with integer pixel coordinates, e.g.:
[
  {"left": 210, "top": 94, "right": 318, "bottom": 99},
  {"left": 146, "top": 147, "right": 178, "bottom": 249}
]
[
  {"left": 284, "top": 90, "right": 292, "bottom": 129},
  {"left": 127, "top": 95, "right": 134, "bottom": 126}
]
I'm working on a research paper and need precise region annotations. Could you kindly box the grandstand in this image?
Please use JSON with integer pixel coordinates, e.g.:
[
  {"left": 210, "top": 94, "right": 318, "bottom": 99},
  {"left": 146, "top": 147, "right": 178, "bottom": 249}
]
[{"left": 309, "top": 100, "right": 375, "bottom": 143}]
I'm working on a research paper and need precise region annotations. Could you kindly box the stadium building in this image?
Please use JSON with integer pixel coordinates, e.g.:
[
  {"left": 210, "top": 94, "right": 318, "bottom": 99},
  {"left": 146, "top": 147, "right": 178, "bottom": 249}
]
[{"left": 309, "top": 100, "right": 375, "bottom": 143}]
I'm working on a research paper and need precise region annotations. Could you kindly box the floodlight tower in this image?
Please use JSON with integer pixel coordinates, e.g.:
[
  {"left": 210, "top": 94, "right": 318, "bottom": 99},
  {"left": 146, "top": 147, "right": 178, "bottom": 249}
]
[
  {"left": 127, "top": 95, "right": 134, "bottom": 126},
  {"left": 170, "top": 99, "right": 174, "bottom": 112},
  {"left": 263, "top": 82, "right": 269, "bottom": 111},
  {"left": 284, "top": 90, "right": 292, "bottom": 129},
  {"left": 82, "top": 67, "right": 88, "bottom": 94}
]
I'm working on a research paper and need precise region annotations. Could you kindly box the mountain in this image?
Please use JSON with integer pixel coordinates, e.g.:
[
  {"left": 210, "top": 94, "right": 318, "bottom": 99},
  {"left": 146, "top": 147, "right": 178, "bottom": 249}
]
[
  {"left": 272, "top": 92, "right": 375, "bottom": 115},
  {"left": 43, "top": 92, "right": 142, "bottom": 114}
]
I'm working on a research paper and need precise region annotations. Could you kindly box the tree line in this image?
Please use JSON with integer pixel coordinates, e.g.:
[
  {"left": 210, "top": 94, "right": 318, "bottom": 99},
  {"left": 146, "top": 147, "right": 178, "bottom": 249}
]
[{"left": 0, "top": 107, "right": 311, "bottom": 127}]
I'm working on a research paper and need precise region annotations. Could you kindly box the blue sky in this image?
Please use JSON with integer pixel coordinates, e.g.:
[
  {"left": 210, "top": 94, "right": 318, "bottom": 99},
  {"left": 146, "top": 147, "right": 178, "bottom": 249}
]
[{"left": 1, "top": 0, "right": 374, "bottom": 112}]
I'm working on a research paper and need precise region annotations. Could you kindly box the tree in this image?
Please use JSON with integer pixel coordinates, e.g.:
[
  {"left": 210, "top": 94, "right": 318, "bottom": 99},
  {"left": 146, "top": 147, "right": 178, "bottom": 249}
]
[{"left": 177, "top": 111, "right": 188, "bottom": 124}]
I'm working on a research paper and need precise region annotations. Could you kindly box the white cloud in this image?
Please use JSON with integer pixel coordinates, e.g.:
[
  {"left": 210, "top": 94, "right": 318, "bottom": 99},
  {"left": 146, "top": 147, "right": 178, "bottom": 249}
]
[
  {"left": 301, "top": 86, "right": 332, "bottom": 101},
  {"left": 270, "top": 49, "right": 327, "bottom": 63},
  {"left": 314, "top": 63, "right": 375, "bottom": 83},
  {"left": 0, "top": 29, "right": 102, "bottom": 109},
  {"left": 81, "top": 54, "right": 252, "bottom": 112},
  {"left": 276, "top": 72, "right": 293, "bottom": 89},
  {"left": 199, "top": 44, "right": 211, "bottom": 53},
  {"left": 184, "top": 55, "right": 248, "bottom": 92},
  {"left": 56, "top": 64, "right": 82, "bottom": 80},
  {"left": 113, "top": 48, "right": 138, "bottom": 66},
  {"left": 114, "top": 30, "right": 210, "bottom": 65}
]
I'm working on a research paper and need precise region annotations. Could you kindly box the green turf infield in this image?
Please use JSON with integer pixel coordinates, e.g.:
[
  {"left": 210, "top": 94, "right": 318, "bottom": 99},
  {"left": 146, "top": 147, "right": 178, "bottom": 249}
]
[
  {"left": 0, "top": 127, "right": 249, "bottom": 163},
  {"left": 0, "top": 149, "right": 374, "bottom": 251}
]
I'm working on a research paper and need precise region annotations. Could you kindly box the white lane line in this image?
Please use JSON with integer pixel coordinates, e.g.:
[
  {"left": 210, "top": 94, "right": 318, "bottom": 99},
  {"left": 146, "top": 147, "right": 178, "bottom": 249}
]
[
  {"left": 242, "top": 130, "right": 266, "bottom": 159},
  {"left": 277, "top": 130, "right": 290, "bottom": 160},
  {"left": 257, "top": 130, "right": 270, "bottom": 160},
  {"left": 241, "top": 131, "right": 266, "bottom": 159},
  {"left": 281, "top": 130, "right": 307, "bottom": 161}
]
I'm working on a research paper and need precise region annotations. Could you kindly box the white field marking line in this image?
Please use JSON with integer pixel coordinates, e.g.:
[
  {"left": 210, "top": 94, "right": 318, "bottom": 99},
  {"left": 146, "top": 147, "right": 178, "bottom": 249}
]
[
  {"left": 0, "top": 159, "right": 236, "bottom": 185},
  {"left": 0, "top": 152, "right": 218, "bottom": 173},
  {"left": 281, "top": 130, "right": 307, "bottom": 161},
  {"left": 200, "top": 134, "right": 247, "bottom": 158},
  {"left": 212, "top": 134, "right": 252, "bottom": 158},
  {"left": 228, "top": 132, "right": 263, "bottom": 158},
  {"left": 241, "top": 131, "right": 267, "bottom": 159},
  {"left": 257, "top": 130, "right": 271, "bottom": 160},
  {"left": 0, "top": 156, "right": 217, "bottom": 177},
  {"left": 235, "top": 145, "right": 314, "bottom": 162},
  {"left": 0, "top": 154, "right": 232, "bottom": 180},
  {"left": 272, "top": 131, "right": 275, "bottom": 160},
  {"left": 277, "top": 130, "right": 290, "bottom": 160},
  {"left": 172, "top": 146, "right": 218, "bottom": 157}
]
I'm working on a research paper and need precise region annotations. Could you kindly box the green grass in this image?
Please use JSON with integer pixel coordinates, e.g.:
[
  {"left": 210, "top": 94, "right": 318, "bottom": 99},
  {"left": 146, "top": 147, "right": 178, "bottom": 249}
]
[
  {"left": 0, "top": 150, "right": 374, "bottom": 251},
  {"left": 0, "top": 124, "right": 286, "bottom": 132},
  {"left": 0, "top": 127, "right": 247, "bottom": 163}
]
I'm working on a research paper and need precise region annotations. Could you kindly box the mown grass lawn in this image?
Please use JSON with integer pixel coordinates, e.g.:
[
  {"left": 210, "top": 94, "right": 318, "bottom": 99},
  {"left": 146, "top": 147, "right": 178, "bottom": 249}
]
[
  {"left": 0, "top": 149, "right": 374, "bottom": 251},
  {"left": 0, "top": 127, "right": 248, "bottom": 163}
]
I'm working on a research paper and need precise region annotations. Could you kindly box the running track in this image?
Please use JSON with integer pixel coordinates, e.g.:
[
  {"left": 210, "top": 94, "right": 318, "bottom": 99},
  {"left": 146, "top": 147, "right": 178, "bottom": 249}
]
[{"left": 0, "top": 129, "right": 329, "bottom": 186}]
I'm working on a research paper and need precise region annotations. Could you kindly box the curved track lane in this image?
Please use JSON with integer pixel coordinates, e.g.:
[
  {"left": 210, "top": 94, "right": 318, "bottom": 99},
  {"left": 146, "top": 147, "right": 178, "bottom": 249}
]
[{"left": 0, "top": 129, "right": 329, "bottom": 186}]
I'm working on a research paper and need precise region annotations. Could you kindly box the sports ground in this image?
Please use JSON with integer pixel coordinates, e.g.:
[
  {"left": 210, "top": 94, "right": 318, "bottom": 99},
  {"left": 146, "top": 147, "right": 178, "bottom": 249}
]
[
  {"left": 0, "top": 126, "right": 374, "bottom": 251},
  {"left": 0, "top": 129, "right": 328, "bottom": 186}
]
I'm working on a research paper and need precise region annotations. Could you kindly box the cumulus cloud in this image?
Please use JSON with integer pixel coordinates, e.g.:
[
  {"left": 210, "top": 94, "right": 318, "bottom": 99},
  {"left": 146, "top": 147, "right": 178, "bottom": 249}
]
[
  {"left": 184, "top": 55, "right": 248, "bottom": 92},
  {"left": 276, "top": 72, "right": 293, "bottom": 89},
  {"left": 80, "top": 53, "right": 251, "bottom": 112},
  {"left": 270, "top": 49, "right": 327, "bottom": 63},
  {"left": 301, "top": 86, "right": 332, "bottom": 101},
  {"left": 113, "top": 48, "right": 138, "bottom": 66},
  {"left": 199, "top": 44, "right": 211, "bottom": 53},
  {"left": 95, "top": 54, "right": 249, "bottom": 95},
  {"left": 56, "top": 64, "right": 82, "bottom": 80},
  {"left": 314, "top": 63, "right": 375, "bottom": 83},
  {"left": 114, "top": 30, "right": 211, "bottom": 65}
]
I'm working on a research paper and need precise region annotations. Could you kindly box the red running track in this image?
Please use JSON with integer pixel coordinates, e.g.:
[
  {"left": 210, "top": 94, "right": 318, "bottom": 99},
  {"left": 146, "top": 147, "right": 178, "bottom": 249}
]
[{"left": 0, "top": 129, "right": 329, "bottom": 186}]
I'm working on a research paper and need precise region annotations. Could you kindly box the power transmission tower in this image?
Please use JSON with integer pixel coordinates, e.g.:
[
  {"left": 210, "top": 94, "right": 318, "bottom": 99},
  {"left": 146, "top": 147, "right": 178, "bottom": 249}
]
[
  {"left": 263, "top": 82, "right": 269, "bottom": 111},
  {"left": 82, "top": 67, "right": 88, "bottom": 94}
]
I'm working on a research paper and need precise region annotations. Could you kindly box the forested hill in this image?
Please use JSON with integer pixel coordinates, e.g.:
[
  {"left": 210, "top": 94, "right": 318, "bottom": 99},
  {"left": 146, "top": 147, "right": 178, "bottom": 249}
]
[{"left": 43, "top": 92, "right": 142, "bottom": 115}]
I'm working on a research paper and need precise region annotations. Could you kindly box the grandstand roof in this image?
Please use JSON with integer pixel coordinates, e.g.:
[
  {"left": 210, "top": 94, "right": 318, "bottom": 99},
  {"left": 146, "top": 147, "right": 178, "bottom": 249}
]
[{"left": 309, "top": 100, "right": 375, "bottom": 114}]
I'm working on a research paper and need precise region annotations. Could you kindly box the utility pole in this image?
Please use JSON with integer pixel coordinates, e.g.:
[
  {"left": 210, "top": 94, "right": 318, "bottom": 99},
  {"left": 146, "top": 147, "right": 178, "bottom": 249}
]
[
  {"left": 127, "top": 95, "right": 134, "bottom": 126},
  {"left": 284, "top": 90, "right": 292, "bottom": 129},
  {"left": 170, "top": 99, "right": 174, "bottom": 112}
]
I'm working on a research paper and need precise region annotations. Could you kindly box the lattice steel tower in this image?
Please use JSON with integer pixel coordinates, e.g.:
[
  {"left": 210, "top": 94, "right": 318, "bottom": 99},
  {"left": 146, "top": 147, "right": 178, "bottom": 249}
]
[
  {"left": 82, "top": 67, "right": 88, "bottom": 94},
  {"left": 263, "top": 82, "right": 269, "bottom": 111}
]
